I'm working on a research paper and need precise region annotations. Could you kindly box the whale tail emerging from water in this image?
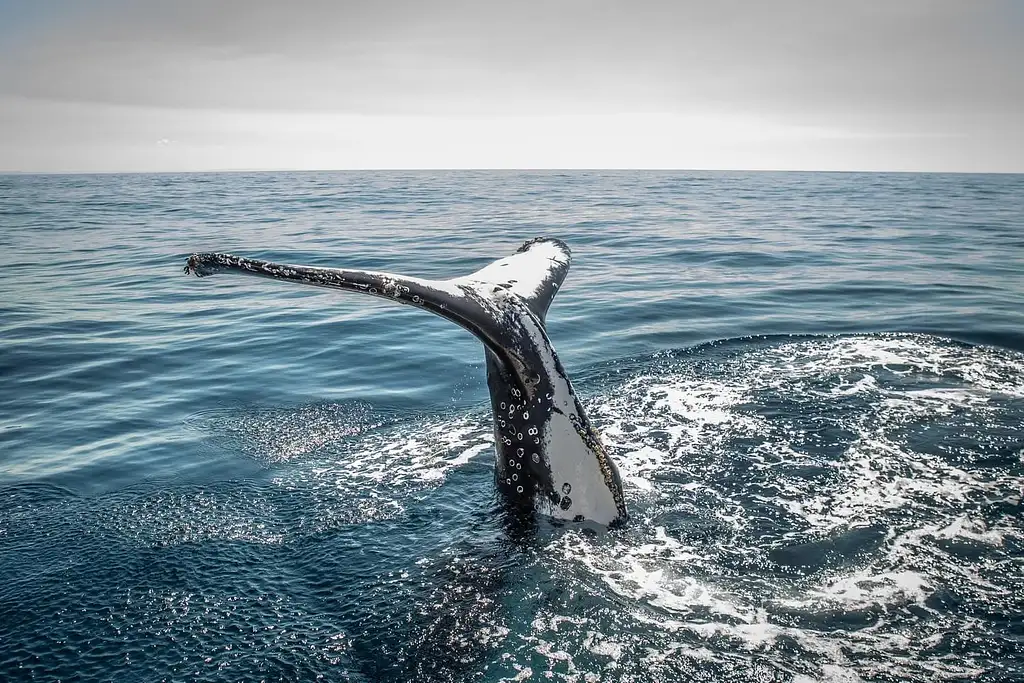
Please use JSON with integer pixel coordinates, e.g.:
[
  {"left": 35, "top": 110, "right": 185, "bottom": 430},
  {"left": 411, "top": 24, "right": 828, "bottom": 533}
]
[
  {"left": 186, "top": 236, "right": 569, "bottom": 337},
  {"left": 185, "top": 238, "right": 627, "bottom": 525}
]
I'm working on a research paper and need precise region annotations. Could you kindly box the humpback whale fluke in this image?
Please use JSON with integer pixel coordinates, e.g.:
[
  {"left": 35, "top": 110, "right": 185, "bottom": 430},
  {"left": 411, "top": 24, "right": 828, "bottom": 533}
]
[{"left": 185, "top": 238, "right": 627, "bottom": 525}]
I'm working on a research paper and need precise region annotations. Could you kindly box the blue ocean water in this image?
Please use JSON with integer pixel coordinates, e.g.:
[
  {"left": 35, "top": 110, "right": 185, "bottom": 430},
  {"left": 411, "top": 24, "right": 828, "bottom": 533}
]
[{"left": 1, "top": 170, "right": 1022, "bottom": 682}]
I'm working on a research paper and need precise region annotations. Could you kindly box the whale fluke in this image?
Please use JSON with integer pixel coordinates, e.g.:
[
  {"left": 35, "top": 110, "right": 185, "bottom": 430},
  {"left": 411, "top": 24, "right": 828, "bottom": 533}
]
[{"left": 185, "top": 238, "right": 626, "bottom": 525}]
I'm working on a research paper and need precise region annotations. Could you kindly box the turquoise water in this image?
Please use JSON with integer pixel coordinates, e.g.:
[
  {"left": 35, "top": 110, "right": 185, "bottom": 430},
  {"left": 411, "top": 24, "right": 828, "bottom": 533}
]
[{"left": 1, "top": 171, "right": 1023, "bottom": 681}]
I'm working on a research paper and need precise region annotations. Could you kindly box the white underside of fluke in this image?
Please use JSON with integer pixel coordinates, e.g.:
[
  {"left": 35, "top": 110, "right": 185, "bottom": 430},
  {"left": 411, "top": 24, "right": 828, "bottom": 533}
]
[
  {"left": 517, "top": 306, "right": 622, "bottom": 525},
  {"left": 454, "top": 239, "right": 570, "bottom": 300}
]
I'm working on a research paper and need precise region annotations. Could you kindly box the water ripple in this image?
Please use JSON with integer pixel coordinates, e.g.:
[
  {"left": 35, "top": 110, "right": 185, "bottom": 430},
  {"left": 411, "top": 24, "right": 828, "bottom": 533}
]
[{"left": 1, "top": 171, "right": 1022, "bottom": 681}]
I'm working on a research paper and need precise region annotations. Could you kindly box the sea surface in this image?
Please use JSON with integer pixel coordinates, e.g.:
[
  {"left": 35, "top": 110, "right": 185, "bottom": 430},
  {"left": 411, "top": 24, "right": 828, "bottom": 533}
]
[{"left": 1, "top": 170, "right": 1023, "bottom": 682}]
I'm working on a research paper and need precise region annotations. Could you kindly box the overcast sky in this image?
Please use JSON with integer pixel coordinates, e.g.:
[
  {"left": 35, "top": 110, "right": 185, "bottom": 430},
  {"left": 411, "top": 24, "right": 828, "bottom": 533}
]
[{"left": 1, "top": 0, "right": 1021, "bottom": 172}]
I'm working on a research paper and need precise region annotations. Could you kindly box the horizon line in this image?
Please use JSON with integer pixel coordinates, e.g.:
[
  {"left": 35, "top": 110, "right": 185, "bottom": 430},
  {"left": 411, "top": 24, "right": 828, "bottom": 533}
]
[{"left": 3, "top": 167, "right": 1022, "bottom": 177}]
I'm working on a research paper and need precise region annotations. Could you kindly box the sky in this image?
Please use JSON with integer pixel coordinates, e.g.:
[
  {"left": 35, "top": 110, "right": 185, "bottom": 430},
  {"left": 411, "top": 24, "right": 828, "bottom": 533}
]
[{"left": 0, "top": 0, "right": 1021, "bottom": 173}]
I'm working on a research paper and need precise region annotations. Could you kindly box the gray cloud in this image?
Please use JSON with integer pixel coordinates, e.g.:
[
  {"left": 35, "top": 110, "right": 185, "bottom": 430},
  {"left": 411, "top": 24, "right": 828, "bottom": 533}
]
[
  {"left": 4, "top": 2, "right": 1021, "bottom": 117},
  {"left": 0, "top": 0, "right": 1021, "bottom": 170}
]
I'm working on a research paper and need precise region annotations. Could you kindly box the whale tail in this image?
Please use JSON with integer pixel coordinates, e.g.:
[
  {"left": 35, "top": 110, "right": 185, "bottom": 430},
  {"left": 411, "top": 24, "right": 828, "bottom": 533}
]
[
  {"left": 184, "top": 237, "right": 571, "bottom": 350},
  {"left": 185, "top": 237, "right": 627, "bottom": 526}
]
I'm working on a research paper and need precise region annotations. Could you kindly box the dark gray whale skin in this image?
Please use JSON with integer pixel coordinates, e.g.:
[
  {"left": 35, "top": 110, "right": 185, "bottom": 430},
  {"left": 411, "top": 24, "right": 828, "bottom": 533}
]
[{"left": 185, "top": 238, "right": 627, "bottom": 525}]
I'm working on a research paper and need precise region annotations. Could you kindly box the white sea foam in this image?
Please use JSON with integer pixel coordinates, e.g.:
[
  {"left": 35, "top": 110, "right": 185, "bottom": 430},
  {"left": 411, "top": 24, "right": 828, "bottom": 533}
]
[
  {"left": 173, "top": 333, "right": 1022, "bottom": 681},
  {"left": 523, "top": 334, "right": 1024, "bottom": 681}
]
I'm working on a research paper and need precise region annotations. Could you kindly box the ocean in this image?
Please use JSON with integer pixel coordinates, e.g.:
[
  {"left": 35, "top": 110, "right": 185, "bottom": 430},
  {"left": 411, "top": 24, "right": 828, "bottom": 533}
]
[{"left": 1, "top": 170, "right": 1022, "bottom": 682}]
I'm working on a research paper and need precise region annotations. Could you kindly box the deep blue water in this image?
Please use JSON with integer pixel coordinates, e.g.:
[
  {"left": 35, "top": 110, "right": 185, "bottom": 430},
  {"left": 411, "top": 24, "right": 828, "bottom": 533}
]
[{"left": 1, "top": 171, "right": 1023, "bottom": 682}]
